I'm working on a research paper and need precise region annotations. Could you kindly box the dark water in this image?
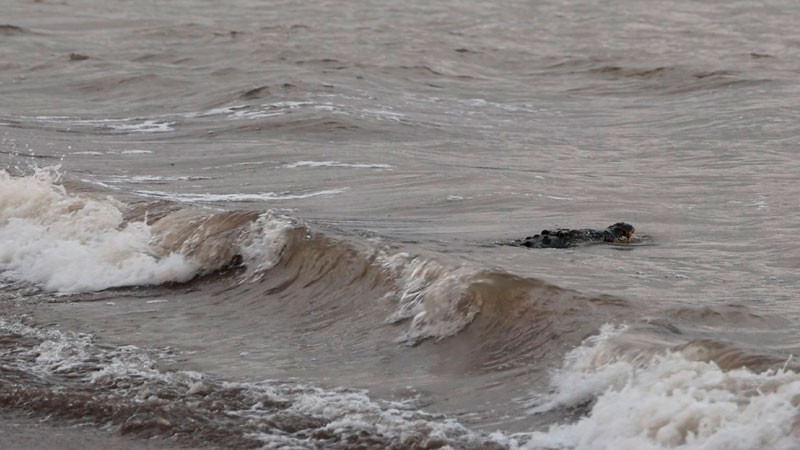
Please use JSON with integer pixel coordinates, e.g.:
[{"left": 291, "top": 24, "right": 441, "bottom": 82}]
[{"left": 2, "top": 0, "right": 800, "bottom": 448}]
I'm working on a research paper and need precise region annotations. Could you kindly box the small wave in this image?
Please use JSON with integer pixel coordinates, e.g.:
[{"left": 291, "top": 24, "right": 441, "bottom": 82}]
[
  {"left": 203, "top": 101, "right": 315, "bottom": 121},
  {"left": 587, "top": 65, "right": 673, "bottom": 79},
  {"left": 374, "top": 249, "right": 626, "bottom": 350},
  {"left": 545, "top": 59, "right": 766, "bottom": 95},
  {"left": 183, "top": 104, "right": 248, "bottom": 118},
  {"left": 0, "top": 24, "right": 26, "bottom": 35},
  {"left": 239, "top": 86, "right": 269, "bottom": 99},
  {"left": 378, "top": 252, "right": 485, "bottom": 344}
]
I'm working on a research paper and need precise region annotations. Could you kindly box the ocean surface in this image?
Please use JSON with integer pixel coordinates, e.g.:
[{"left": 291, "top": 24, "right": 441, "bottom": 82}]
[{"left": 2, "top": 0, "right": 800, "bottom": 448}]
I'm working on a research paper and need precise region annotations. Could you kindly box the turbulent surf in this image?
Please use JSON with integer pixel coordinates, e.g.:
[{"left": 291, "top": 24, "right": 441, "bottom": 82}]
[{"left": 2, "top": 0, "right": 800, "bottom": 448}]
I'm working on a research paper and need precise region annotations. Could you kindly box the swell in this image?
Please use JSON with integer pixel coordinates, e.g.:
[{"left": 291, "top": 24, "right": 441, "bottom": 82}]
[
  {"left": 193, "top": 218, "right": 637, "bottom": 368},
  {"left": 0, "top": 169, "right": 636, "bottom": 365},
  {"left": 2, "top": 169, "right": 790, "bottom": 371}
]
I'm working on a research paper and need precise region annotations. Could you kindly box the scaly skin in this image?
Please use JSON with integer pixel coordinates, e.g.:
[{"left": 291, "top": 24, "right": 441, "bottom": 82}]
[{"left": 511, "top": 222, "right": 635, "bottom": 249}]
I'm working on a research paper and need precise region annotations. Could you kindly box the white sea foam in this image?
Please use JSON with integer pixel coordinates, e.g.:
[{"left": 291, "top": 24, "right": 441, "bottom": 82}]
[
  {"left": 119, "top": 149, "right": 154, "bottom": 154},
  {"left": 103, "top": 175, "right": 212, "bottom": 184},
  {"left": 71, "top": 151, "right": 104, "bottom": 156},
  {"left": 228, "top": 109, "right": 285, "bottom": 120},
  {"left": 188, "top": 99, "right": 407, "bottom": 124},
  {"left": 545, "top": 195, "right": 573, "bottom": 200},
  {"left": 277, "top": 386, "right": 487, "bottom": 447},
  {"left": 134, "top": 187, "right": 348, "bottom": 203},
  {"left": 0, "top": 168, "right": 199, "bottom": 293},
  {"left": 32, "top": 116, "right": 174, "bottom": 133},
  {"left": 378, "top": 251, "right": 482, "bottom": 344},
  {"left": 284, "top": 160, "right": 393, "bottom": 169},
  {"left": 0, "top": 316, "right": 197, "bottom": 385},
  {"left": 79, "top": 178, "right": 121, "bottom": 190},
  {"left": 105, "top": 120, "right": 173, "bottom": 133},
  {"left": 193, "top": 105, "right": 248, "bottom": 117},
  {"left": 518, "top": 324, "right": 800, "bottom": 450},
  {"left": 361, "top": 108, "right": 404, "bottom": 121},
  {"left": 237, "top": 213, "right": 294, "bottom": 278}
]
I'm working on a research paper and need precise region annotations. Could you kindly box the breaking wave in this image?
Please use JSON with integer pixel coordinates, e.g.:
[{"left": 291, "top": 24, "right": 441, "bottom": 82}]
[
  {"left": 517, "top": 325, "right": 800, "bottom": 450},
  {"left": 0, "top": 168, "right": 198, "bottom": 292},
  {"left": 0, "top": 169, "right": 619, "bottom": 348}
]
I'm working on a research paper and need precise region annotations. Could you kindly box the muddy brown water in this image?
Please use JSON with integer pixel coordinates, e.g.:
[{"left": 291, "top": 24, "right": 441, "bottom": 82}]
[{"left": 2, "top": 0, "right": 800, "bottom": 449}]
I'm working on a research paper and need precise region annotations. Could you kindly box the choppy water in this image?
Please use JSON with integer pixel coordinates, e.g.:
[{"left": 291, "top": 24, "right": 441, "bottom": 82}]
[{"left": 2, "top": 1, "right": 800, "bottom": 449}]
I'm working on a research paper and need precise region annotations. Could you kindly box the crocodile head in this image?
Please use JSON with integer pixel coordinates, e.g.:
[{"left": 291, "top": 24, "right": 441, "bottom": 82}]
[{"left": 605, "top": 222, "right": 635, "bottom": 242}]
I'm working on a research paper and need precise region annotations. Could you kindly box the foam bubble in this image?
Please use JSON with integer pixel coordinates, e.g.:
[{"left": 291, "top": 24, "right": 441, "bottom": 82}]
[
  {"left": 378, "top": 252, "right": 482, "bottom": 344},
  {"left": 118, "top": 149, "right": 154, "bottom": 154},
  {"left": 0, "top": 168, "right": 199, "bottom": 293},
  {"left": 30, "top": 116, "right": 174, "bottom": 133},
  {"left": 237, "top": 212, "right": 294, "bottom": 278},
  {"left": 103, "top": 175, "right": 212, "bottom": 184},
  {"left": 522, "top": 325, "right": 800, "bottom": 450},
  {"left": 105, "top": 120, "right": 173, "bottom": 133},
  {"left": 70, "top": 151, "right": 105, "bottom": 156}
]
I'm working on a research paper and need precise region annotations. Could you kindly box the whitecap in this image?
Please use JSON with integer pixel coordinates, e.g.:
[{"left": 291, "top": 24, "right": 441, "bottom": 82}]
[
  {"left": 521, "top": 324, "right": 800, "bottom": 450},
  {"left": 71, "top": 151, "right": 104, "bottom": 156},
  {"left": 105, "top": 120, "right": 174, "bottom": 133},
  {"left": 119, "top": 149, "right": 154, "bottom": 154},
  {"left": 0, "top": 168, "right": 199, "bottom": 293}
]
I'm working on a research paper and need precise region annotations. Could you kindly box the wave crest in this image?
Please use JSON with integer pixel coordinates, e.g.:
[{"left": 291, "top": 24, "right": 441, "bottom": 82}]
[
  {"left": 0, "top": 168, "right": 199, "bottom": 292},
  {"left": 524, "top": 325, "right": 800, "bottom": 450}
]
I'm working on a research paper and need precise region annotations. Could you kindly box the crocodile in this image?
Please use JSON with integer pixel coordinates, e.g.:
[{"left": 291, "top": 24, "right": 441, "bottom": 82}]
[{"left": 510, "top": 222, "right": 635, "bottom": 248}]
